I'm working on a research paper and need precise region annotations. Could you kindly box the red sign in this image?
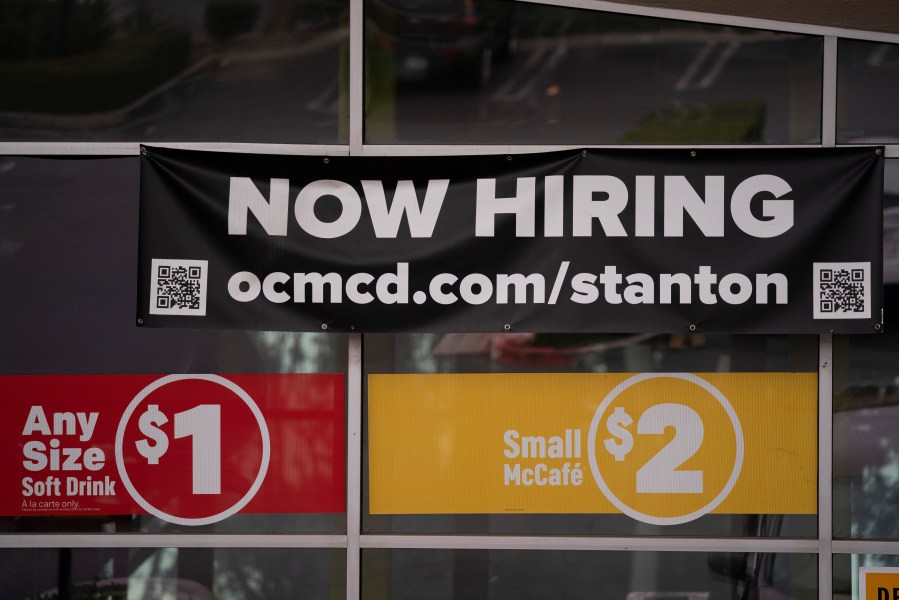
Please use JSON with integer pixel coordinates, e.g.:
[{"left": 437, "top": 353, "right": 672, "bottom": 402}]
[{"left": 2, "top": 374, "right": 345, "bottom": 524}]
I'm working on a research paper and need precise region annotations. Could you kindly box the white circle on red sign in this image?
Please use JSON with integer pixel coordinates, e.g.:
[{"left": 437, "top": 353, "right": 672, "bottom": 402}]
[{"left": 115, "top": 374, "right": 271, "bottom": 526}]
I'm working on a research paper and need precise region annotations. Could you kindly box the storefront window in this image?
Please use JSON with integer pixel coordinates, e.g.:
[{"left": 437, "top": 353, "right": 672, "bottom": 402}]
[
  {"left": 0, "top": 157, "right": 348, "bottom": 533},
  {"left": 0, "top": 0, "right": 349, "bottom": 143},
  {"left": 364, "top": 0, "right": 823, "bottom": 144},
  {"left": 0, "top": 547, "right": 345, "bottom": 600},
  {"left": 833, "top": 554, "right": 899, "bottom": 600},
  {"left": 3, "top": 1, "right": 898, "bottom": 596},
  {"left": 362, "top": 549, "right": 817, "bottom": 600},
  {"left": 833, "top": 160, "right": 899, "bottom": 540},
  {"left": 837, "top": 40, "right": 899, "bottom": 143},
  {"left": 363, "top": 332, "right": 818, "bottom": 537}
]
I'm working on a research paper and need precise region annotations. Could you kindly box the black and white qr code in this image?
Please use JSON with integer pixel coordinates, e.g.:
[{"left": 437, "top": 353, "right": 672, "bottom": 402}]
[
  {"left": 813, "top": 262, "right": 870, "bottom": 320},
  {"left": 149, "top": 259, "right": 208, "bottom": 316}
]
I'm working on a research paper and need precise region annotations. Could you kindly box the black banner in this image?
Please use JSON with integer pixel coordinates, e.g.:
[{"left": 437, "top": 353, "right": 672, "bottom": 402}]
[{"left": 138, "top": 146, "right": 883, "bottom": 333}]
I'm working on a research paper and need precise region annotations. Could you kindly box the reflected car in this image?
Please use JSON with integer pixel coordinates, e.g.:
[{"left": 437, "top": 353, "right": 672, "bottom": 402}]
[{"left": 368, "top": 0, "right": 517, "bottom": 87}]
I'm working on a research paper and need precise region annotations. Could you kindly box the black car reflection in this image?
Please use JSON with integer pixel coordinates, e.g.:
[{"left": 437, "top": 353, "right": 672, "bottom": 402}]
[{"left": 368, "top": 0, "right": 517, "bottom": 87}]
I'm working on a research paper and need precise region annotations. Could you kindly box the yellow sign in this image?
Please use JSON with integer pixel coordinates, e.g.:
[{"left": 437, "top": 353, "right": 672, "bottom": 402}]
[
  {"left": 368, "top": 372, "right": 816, "bottom": 524},
  {"left": 860, "top": 568, "right": 899, "bottom": 600}
]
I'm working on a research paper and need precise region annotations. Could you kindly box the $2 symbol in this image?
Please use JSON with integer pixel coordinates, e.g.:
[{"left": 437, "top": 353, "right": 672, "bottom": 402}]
[{"left": 601, "top": 403, "right": 704, "bottom": 494}]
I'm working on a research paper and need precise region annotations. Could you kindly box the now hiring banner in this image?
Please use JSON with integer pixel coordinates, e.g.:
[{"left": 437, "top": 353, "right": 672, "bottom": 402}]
[{"left": 137, "top": 146, "right": 883, "bottom": 333}]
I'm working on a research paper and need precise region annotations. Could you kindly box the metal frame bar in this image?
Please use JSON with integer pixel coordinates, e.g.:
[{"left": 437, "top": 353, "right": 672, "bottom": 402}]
[
  {"left": 515, "top": 0, "right": 899, "bottom": 44},
  {"left": 835, "top": 541, "right": 899, "bottom": 556},
  {"left": 0, "top": 143, "right": 353, "bottom": 156},
  {"left": 819, "top": 334, "right": 835, "bottom": 600},
  {"left": 359, "top": 144, "right": 837, "bottom": 157},
  {"left": 346, "top": 334, "right": 363, "bottom": 600},
  {"left": 823, "top": 37, "right": 839, "bottom": 147},
  {"left": 3, "top": 143, "right": 895, "bottom": 157},
  {"left": 2, "top": 535, "right": 348, "bottom": 548},
  {"left": 349, "top": 0, "right": 365, "bottom": 155},
  {"left": 818, "top": 35, "right": 838, "bottom": 596},
  {"left": 360, "top": 535, "right": 819, "bottom": 553}
]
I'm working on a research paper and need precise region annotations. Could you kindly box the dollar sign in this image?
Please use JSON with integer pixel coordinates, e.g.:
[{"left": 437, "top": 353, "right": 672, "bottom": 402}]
[
  {"left": 136, "top": 404, "right": 169, "bottom": 465},
  {"left": 604, "top": 407, "right": 634, "bottom": 462}
]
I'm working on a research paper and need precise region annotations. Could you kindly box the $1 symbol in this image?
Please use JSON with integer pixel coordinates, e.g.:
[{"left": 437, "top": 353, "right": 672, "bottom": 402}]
[
  {"left": 136, "top": 404, "right": 169, "bottom": 465},
  {"left": 604, "top": 407, "right": 633, "bottom": 461}
]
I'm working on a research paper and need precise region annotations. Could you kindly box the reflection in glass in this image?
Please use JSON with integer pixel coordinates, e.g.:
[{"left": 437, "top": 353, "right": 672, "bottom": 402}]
[
  {"left": 0, "top": 0, "right": 348, "bottom": 143},
  {"left": 0, "top": 547, "right": 345, "bottom": 600},
  {"left": 834, "top": 311, "right": 899, "bottom": 539},
  {"left": 834, "top": 161, "right": 899, "bottom": 539},
  {"left": 834, "top": 554, "right": 899, "bottom": 600},
  {"left": 365, "top": 0, "right": 822, "bottom": 144},
  {"left": 362, "top": 549, "right": 817, "bottom": 600},
  {"left": 884, "top": 161, "right": 899, "bottom": 287},
  {"left": 0, "top": 157, "right": 348, "bottom": 533},
  {"left": 363, "top": 333, "right": 817, "bottom": 537},
  {"left": 838, "top": 40, "right": 899, "bottom": 143}
]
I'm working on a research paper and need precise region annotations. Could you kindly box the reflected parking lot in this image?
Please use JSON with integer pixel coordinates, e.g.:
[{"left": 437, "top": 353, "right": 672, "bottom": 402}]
[
  {"left": 366, "top": 1, "right": 823, "bottom": 145},
  {"left": 0, "top": 0, "right": 348, "bottom": 143}
]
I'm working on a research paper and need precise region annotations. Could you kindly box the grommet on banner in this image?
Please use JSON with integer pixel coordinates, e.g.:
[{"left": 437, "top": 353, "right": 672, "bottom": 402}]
[
  {"left": 582, "top": 150, "right": 588, "bottom": 156},
  {"left": 689, "top": 324, "right": 697, "bottom": 332},
  {"left": 321, "top": 323, "right": 328, "bottom": 330},
  {"left": 350, "top": 325, "right": 356, "bottom": 330},
  {"left": 323, "top": 157, "right": 330, "bottom": 164},
  {"left": 504, "top": 324, "right": 511, "bottom": 331},
  {"left": 137, "top": 318, "right": 144, "bottom": 326},
  {"left": 506, "top": 156, "right": 513, "bottom": 161},
  {"left": 876, "top": 148, "right": 883, "bottom": 156},
  {"left": 875, "top": 323, "right": 882, "bottom": 331},
  {"left": 690, "top": 151, "right": 697, "bottom": 158},
  {"left": 140, "top": 147, "right": 148, "bottom": 156}
]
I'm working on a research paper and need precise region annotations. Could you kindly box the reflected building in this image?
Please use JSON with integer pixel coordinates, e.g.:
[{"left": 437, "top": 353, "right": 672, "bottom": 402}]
[{"left": 1, "top": 1, "right": 898, "bottom": 600}]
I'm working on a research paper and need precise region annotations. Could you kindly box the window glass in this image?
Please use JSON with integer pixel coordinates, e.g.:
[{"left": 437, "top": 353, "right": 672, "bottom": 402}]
[
  {"left": 0, "top": 547, "right": 345, "bottom": 600},
  {"left": 838, "top": 40, "right": 899, "bottom": 143},
  {"left": 833, "top": 160, "right": 899, "bottom": 539},
  {"left": 0, "top": 0, "right": 348, "bottom": 143},
  {"left": 364, "top": 0, "right": 823, "bottom": 144},
  {"left": 833, "top": 554, "right": 899, "bottom": 600},
  {"left": 0, "top": 157, "right": 347, "bottom": 533},
  {"left": 363, "top": 332, "right": 817, "bottom": 536},
  {"left": 362, "top": 549, "right": 817, "bottom": 600}
]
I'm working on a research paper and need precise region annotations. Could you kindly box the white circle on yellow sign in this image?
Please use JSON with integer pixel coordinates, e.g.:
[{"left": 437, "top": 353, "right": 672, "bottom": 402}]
[{"left": 587, "top": 372, "right": 744, "bottom": 525}]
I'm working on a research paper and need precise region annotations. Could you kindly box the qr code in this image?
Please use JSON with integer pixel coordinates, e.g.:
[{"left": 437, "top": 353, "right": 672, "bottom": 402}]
[
  {"left": 149, "top": 258, "right": 208, "bottom": 316},
  {"left": 813, "top": 262, "right": 870, "bottom": 319}
]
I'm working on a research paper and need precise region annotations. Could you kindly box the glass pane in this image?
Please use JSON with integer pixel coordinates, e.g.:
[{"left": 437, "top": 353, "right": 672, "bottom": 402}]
[
  {"left": 833, "top": 305, "right": 899, "bottom": 540},
  {"left": 0, "top": 547, "right": 345, "bottom": 600},
  {"left": 838, "top": 40, "right": 899, "bottom": 144},
  {"left": 0, "top": 1, "right": 348, "bottom": 143},
  {"left": 0, "top": 157, "right": 347, "bottom": 533},
  {"left": 362, "top": 549, "right": 817, "bottom": 600},
  {"left": 363, "top": 332, "right": 817, "bottom": 536},
  {"left": 833, "top": 554, "right": 899, "bottom": 600},
  {"left": 833, "top": 160, "right": 899, "bottom": 539},
  {"left": 365, "top": 0, "right": 822, "bottom": 144}
]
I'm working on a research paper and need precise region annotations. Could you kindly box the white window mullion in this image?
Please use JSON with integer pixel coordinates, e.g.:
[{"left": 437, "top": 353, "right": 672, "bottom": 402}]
[
  {"left": 822, "top": 37, "right": 838, "bottom": 148},
  {"left": 348, "top": 0, "right": 365, "bottom": 155},
  {"left": 346, "top": 333, "right": 364, "bottom": 600},
  {"left": 819, "top": 333, "right": 834, "bottom": 600}
]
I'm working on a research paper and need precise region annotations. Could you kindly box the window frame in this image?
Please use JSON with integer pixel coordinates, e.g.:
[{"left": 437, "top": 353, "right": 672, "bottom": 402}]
[{"left": 3, "top": 0, "right": 899, "bottom": 599}]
